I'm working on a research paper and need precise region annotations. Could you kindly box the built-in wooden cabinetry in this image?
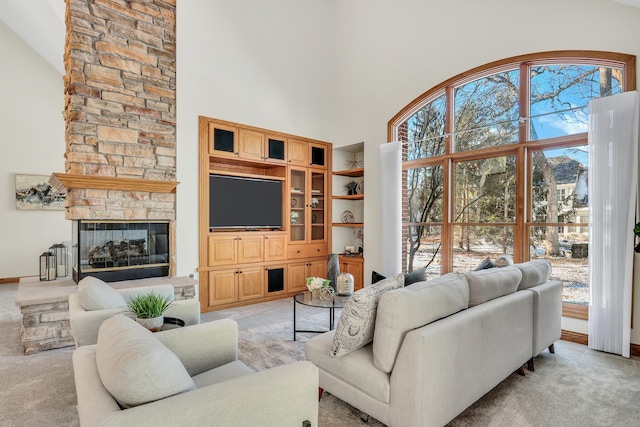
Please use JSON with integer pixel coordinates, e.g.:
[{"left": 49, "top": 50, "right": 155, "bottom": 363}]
[
  {"left": 332, "top": 142, "right": 365, "bottom": 290},
  {"left": 199, "top": 116, "right": 331, "bottom": 312}
]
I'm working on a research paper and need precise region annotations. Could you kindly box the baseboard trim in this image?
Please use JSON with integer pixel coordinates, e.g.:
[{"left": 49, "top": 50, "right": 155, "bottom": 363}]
[
  {"left": 560, "top": 329, "right": 588, "bottom": 345},
  {"left": 0, "top": 277, "right": 20, "bottom": 285},
  {"left": 561, "top": 330, "right": 640, "bottom": 357}
]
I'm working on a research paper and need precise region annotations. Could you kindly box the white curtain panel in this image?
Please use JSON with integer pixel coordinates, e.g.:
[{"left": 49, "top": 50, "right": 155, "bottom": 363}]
[
  {"left": 588, "top": 91, "right": 639, "bottom": 358},
  {"left": 379, "top": 142, "right": 402, "bottom": 277}
]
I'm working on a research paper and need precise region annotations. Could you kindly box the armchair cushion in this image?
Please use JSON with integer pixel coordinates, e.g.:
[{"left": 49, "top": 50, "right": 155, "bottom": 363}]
[
  {"left": 77, "top": 276, "right": 127, "bottom": 311},
  {"left": 96, "top": 314, "right": 196, "bottom": 408},
  {"left": 330, "top": 273, "right": 404, "bottom": 357}
]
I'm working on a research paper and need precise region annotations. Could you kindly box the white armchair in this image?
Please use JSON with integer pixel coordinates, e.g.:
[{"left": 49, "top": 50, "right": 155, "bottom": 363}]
[
  {"left": 69, "top": 277, "right": 200, "bottom": 346},
  {"left": 72, "top": 315, "right": 319, "bottom": 427}
]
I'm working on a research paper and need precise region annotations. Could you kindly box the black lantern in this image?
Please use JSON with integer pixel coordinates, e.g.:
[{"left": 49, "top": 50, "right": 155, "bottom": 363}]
[
  {"left": 50, "top": 243, "right": 68, "bottom": 277},
  {"left": 40, "top": 251, "right": 57, "bottom": 281}
]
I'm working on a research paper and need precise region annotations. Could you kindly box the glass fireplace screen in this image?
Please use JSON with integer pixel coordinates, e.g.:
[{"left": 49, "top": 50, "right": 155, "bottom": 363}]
[{"left": 72, "top": 220, "right": 170, "bottom": 283}]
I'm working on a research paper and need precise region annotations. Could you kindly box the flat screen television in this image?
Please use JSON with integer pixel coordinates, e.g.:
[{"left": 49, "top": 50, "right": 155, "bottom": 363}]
[{"left": 209, "top": 174, "right": 283, "bottom": 229}]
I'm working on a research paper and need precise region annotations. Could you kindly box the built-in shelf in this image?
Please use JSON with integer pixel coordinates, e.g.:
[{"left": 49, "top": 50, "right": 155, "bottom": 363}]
[
  {"left": 333, "top": 167, "right": 364, "bottom": 177},
  {"left": 333, "top": 194, "right": 364, "bottom": 200},
  {"left": 332, "top": 222, "right": 364, "bottom": 227},
  {"left": 49, "top": 173, "right": 179, "bottom": 193}
]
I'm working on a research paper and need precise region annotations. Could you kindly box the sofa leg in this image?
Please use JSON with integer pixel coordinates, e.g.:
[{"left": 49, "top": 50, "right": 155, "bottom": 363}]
[
  {"left": 549, "top": 343, "right": 555, "bottom": 354},
  {"left": 360, "top": 413, "right": 370, "bottom": 423},
  {"left": 527, "top": 358, "right": 535, "bottom": 372},
  {"left": 518, "top": 366, "right": 525, "bottom": 376},
  {"left": 318, "top": 387, "right": 324, "bottom": 401}
]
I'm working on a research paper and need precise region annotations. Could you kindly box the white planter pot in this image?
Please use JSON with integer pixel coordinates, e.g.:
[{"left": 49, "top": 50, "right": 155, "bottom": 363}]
[{"left": 136, "top": 316, "right": 163, "bottom": 332}]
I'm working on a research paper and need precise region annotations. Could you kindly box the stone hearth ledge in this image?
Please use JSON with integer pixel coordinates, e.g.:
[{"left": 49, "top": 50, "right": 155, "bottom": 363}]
[{"left": 15, "top": 275, "right": 197, "bottom": 355}]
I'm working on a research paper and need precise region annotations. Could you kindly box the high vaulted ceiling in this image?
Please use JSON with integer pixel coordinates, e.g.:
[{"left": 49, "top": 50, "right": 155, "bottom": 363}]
[{"left": 1, "top": 0, "right": 639, "bottom": 77}]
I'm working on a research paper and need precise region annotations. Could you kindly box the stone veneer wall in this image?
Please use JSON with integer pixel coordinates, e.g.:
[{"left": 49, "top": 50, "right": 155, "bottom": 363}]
[{"left": 63, "top": 0, "right": 177, "bottom": 221}]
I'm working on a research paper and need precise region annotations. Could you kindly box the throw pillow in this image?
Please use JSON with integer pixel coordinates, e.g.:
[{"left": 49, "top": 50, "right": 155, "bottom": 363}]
[
  {"left": 371, "top": 270, "right": 386, "bottom": 284},
  {"left": 464, "top": 265, "right": 522, "bottom": 307},
  {"left": 96, "top": 314, "right": 196, "bottom": 408},
  {"left": 404, "top": 267, "right": 427, "bottom": 286},
  {"left": 494, "top": 254, "right": 514, "bottom": 268},
  {"left": 516, "top": 259, "right": 552, "bottom": 290},
  {"left": 77, "top": 276, "right": 127, "bottom": 311},
  {"left": 473, "top": 257, "right": 496, "bottom": 271},
  {"left": 330, "top": 273, "right": 405, "bottom": 357}
]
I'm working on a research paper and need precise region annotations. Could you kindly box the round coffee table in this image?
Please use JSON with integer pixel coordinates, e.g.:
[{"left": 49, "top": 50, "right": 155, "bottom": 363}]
[{"left": 293, "top": 291, "right": 351, "bottom": 341}]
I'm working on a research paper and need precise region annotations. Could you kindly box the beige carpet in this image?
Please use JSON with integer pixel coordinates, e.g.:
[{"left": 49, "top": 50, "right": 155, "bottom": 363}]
[{"left": 1, "top": 282, "right": 640, "bottom": 426}]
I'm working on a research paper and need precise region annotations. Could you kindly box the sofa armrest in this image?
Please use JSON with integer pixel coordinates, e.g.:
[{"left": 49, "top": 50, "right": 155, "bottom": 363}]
[
  {"left": 528, "top": 280, "right": 562, "bottom": 356},
  {"left": 164, "top": 299, "right": 201, "bottom": 326},
  {"left": 155, "top": 318, "right": 239, "bottom": 376},
  {"left": 100, "top": 361, "right": 319, "bottom": 427},
  {"left": 69, "top": 293, "right": 129, "bottom": 346}
]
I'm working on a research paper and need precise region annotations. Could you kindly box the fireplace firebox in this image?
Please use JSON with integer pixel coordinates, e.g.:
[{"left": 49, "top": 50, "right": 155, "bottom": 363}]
[{"left": 72, "top": 220, "right": 170, "bottom": 283}]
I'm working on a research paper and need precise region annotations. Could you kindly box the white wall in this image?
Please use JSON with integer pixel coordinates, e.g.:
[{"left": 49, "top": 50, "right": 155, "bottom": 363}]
[
  {"left": 0, "top": 21, "right": 68, "bottom": 278},
  {"left": 176, "top": 0, "right": 336, "bottom": 276}
]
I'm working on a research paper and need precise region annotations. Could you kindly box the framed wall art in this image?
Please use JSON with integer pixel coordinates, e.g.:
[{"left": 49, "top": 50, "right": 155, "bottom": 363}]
[{"left": 15, "top": 174, "right": 66, "bottom": 211}]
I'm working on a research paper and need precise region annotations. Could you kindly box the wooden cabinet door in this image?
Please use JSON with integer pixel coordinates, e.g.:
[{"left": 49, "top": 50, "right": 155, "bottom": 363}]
[
  {"left": 208, "top": 122, "right": 238, "bottom": 158},
  {"left": 308, "top": 260, "right": 326, "bottom": 280},
  {"left": 288, "top": 138, "right": 309, "bottom": 166},
  {"left": 237, "top": 235, "right": 263, "bottom": 264},
  {"left": 264, "top": 234, "right": 287, "bottom": 262},
  {"left": 288, "top": 262, "right": 308, "bottom": 293},
  {"left": 238, "top": 266, "right": 264, "bottom": 301},
  {"left": 309, "top": 142, "right": 327, "bottom": 169},
  {"left": 208, "top": 235, "right": 237, "bottom": 266},
  {"left": 347, "top": 261, "right": 364, "bottom": 291},
  {"left": 207, "top": 268, "right": 238, "bottom": 306},
  {"left": 264, "top": 135, "right": 287, "bottom": 164},
  {"left": 238, "top": 128, "right": 264, "bottom": 161}
]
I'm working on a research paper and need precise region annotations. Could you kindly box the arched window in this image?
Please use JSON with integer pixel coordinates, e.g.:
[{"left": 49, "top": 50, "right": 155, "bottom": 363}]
[{"left": 388, "top": 51, "right": 635, "bottom": 315}]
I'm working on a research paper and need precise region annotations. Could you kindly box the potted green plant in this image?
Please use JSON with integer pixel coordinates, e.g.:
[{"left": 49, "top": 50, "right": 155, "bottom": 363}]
[
  {"left": 127, "top": 292, "right": 173, "bottom": 332},
  {"left": 344, "top": 180, "right": 358, "bottom": 195}
]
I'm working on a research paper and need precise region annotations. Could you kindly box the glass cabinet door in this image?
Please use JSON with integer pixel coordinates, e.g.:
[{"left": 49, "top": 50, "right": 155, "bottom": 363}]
[
  {"left": 289, "top": 169, "right": 306, "bottom": 242},
  {"left": 310, "top": 171, "right": 326, "bottom": 242}
]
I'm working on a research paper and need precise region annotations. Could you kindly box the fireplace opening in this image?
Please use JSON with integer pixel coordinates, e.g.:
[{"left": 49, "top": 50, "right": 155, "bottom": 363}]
[{"left": 72, "top": 220, "right": 170, "bottom": 283}]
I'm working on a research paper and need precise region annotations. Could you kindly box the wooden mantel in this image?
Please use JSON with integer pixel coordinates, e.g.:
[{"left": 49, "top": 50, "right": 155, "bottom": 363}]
[{"left": 49, "top": 173, "right": 179, "bottom": 194}]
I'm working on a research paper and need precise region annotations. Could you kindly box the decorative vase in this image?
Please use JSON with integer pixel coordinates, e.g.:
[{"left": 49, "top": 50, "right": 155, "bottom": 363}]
[
  {"left": 336, "top": 272, "right": 354, "bottom": 296},
  {"left": 136, "top": 316, "right": 164, "bottom": 332},
  {"left": 311, "top": 289, "right": 320, "bottom": 299},
  {"left": 327, "top": 253, "right": 340, "bottom": 291}
]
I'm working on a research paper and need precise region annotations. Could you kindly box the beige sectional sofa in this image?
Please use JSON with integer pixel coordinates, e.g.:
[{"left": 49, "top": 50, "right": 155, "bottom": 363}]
[{"left": 305, "top": 260, "right": 561, "bottom": 427}]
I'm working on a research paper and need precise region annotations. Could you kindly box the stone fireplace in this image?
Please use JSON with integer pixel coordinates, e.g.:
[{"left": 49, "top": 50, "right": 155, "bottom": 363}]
[{"left": 50, "top": 0, "right": 179, "bottom": 278}]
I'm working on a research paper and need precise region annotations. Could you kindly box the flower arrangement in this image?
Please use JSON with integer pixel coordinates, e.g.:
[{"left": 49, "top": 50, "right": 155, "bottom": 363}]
[
  {"left": 306, "top": 276, "right": 331, "bottom": 291},
  {"left": 290, "top": 211, "right": 299, "bottom": 224}
]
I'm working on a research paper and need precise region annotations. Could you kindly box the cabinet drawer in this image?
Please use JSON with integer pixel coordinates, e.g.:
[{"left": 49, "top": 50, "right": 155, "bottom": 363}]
[
  {"left": 287, "top": 245, "right": 308, "bottom": 259},
  {"left": 308, "top": 243, "right": 327, "bottom": 258}
]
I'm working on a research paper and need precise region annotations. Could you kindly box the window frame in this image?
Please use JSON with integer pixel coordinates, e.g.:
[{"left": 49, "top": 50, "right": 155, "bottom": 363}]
[{"left": 389, "top": 51, "right": 636, "bottom": 319}]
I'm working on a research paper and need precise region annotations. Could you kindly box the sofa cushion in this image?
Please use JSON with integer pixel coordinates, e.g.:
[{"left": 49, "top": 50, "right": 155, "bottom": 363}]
[
  {"left": 96, "top": 314, "right": 196, "bottom": 408},
  {"left": 330, "top": 273, "right": 404, "bottom": 357},
  {"left": 77, "top": 276, "right": 127, "bottom": 311},
  {"left": 464, "top": 266, "right": 522, "bottom": 307},
  {"left": 371, "top": 270, "right": 386, "bottom": 284},
  {"left": 373, "top": 273, "right": 469, "bottom": 373},
  {"left": 516, "top": 259, "right": 552, "bottom": 290},
  {"left": 307, "top": 331, "right": 391, "bottom": 404}
]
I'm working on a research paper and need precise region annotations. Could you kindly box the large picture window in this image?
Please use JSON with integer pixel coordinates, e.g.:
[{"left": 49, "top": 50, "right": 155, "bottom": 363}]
[{"left": 389, "top": 51, "right": 635, "bottom": 317}]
